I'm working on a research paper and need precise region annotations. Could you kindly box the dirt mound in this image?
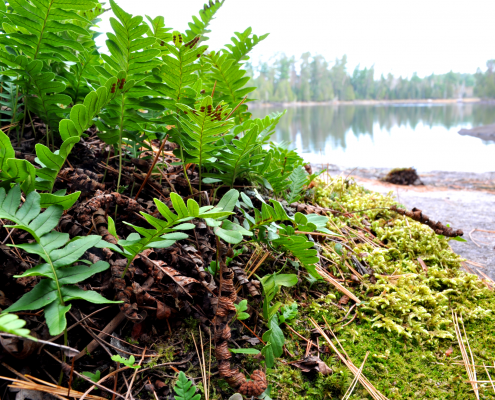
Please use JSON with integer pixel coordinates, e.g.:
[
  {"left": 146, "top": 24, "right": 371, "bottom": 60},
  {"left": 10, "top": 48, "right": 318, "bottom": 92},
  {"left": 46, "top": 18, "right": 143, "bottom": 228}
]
[{"left": 381, "top": 167, "right": 422, "bottom": 185}]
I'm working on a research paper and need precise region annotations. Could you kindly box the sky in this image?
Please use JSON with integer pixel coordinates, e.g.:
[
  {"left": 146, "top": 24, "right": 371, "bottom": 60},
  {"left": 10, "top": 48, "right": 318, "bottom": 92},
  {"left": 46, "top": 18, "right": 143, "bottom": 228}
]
[{"left": 96, "top": 0, "right": 495, "bottom": 78}]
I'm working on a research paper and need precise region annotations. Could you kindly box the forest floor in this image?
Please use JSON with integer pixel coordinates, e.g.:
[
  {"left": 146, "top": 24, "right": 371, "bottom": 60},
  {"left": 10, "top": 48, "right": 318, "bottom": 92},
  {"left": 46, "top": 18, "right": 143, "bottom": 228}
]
[{"left": 321, "top": 165, "right": 495, "bottom": 277}]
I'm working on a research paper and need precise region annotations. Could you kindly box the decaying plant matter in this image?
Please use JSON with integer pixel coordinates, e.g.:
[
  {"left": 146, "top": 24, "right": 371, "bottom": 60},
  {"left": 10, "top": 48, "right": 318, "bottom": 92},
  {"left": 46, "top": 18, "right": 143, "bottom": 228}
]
[{"left": 390, "top": 204, "right": 464, "bottom": 237}]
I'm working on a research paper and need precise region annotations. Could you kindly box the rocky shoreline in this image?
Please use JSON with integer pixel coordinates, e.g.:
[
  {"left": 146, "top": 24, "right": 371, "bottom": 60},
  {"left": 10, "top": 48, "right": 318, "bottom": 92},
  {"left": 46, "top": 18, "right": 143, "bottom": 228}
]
[
  {"left": 318, "top": 164, "right": 495, "bottom": 275},
  {"left": 459, "top": 123, "right": 495, "bottom": 142}
]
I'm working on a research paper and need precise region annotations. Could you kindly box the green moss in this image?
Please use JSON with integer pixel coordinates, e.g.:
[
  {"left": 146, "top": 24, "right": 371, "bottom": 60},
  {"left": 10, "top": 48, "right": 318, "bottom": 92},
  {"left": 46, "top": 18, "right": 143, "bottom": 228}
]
[
  {"left": 255, "top": 176, "right": 495, "bottom": 399},
  {"left": 313, "top": 176, "right": 493, "bottom": 341}
]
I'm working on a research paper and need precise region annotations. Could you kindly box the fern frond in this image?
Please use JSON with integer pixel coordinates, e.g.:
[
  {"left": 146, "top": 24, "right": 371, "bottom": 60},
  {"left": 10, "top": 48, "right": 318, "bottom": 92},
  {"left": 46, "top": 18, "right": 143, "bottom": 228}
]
[
  {"left": 0, "top": 186, "right": 118, "bottom": 335},
  {"left": 109, "top": 190, "right": 237, "bottom": 276},
  {"left": 173, "top": 371, "right": 200, "bottom": 400},
  {"left": 149, "top": 32, "right": 208, "bottom": 110},
  {"left": 184, "top": 0, "right": 225, "bottom": 44},
  {"left": 103, "top": 0, "right": 160, "bottom": 79},
  {"left": 203, "top": 123, "right": 264, "bottom": 187},
  {"left": 286, "top": 165, "right": 308, "bottom": 204},
  {"left": 204, "top": 51, "right": 255, "bottom": 122},
  {"left": 0, "top": 76, "right": 23, "bottom": 125},
  {"left": 223, "top": 27, "right": 269, "bottom": 63},
  {"left": 0, "top": 0, "right": 97, "bottom": 63},
  {"left": 174, "top": 96, "right": 234, "bottom": 188},
  {"left": 0, "top": 313, "right": 34, "bottom": 339}
]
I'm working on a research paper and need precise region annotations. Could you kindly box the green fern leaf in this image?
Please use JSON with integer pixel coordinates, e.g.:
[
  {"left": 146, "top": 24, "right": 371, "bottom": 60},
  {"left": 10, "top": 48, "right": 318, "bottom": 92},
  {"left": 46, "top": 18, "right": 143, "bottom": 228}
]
[
  {"left": 0, "top": 313, "right": 34, "bottom": 339},
  {"left": 0, "top": 0, "right": 96, "bottom": 62},
  {"left": 286, "top": 165, "right": 308, "bottom": 204},
  {"left": 173, "top": 371, "right": 200, "bottom": 400},
  {"left": 183, "top": 0, "right": 225, "bottom": 44},
  {"left": 0, "top": 186, "right": 118, "bottom": 335},
  {"left": 223, "top": 27, "right": 269, "bottom": 63}
]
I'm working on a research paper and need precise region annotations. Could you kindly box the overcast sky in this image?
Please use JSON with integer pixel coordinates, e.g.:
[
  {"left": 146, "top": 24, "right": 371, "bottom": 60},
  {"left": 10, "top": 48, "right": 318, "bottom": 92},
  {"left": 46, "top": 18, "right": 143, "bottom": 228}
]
[{"left": 96, "top": 0, "right": 494, "bottom": 78}]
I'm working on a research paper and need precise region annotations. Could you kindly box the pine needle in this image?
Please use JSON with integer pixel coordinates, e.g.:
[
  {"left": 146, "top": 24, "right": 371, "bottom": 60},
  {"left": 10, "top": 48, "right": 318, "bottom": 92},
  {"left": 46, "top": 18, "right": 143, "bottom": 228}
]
[
  {"left": 453, "top": 312, "right": 479, "bottom": 399},
  {"left": 309, "top": 318, "right": 389, "bottom": 400},
  {"left": 315, "top": 266, "right": 361, "bottom": 304}
]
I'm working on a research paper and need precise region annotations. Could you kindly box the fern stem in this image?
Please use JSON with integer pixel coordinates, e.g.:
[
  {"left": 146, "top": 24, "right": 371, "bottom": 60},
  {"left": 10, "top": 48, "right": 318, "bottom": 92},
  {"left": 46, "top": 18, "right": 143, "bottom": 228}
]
[
  {"left": 102, "top": 147, "right": 111, "bottom": 182},
  {"left": 116, "top": 96, "right": 126, "bottom": 193},
  {"left": 43, "top": 248, "right": 65, "bottom": 307},
  {"left": 121, "top": 257, "right": 134, "bottom": 279},
  {"left": 58, "top": 328, "right": 68, "bottom": 385},
  {"left": 178, "top": 146, "right": 194, "bottom": 196}
]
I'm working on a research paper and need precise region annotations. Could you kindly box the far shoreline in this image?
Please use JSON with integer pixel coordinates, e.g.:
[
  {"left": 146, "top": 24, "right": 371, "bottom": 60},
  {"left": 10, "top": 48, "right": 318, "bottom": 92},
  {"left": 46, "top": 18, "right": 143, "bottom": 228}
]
[{"left": 249, "top": 97, "right": 492, "bottom": 108}]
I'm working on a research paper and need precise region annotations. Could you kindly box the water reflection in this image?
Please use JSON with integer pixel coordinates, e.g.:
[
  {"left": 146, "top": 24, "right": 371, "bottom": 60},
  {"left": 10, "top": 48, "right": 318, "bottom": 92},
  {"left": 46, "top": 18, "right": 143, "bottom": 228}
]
[{"left": 251, "top": 103, "right": 495, "bottom": 172}]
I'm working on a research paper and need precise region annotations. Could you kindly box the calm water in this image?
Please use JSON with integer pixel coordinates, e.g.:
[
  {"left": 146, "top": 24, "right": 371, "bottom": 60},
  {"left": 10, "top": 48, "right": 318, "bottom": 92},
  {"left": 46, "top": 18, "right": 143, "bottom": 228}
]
[{"left": 251, "top": 103, "right": 495, "bottom": 172}]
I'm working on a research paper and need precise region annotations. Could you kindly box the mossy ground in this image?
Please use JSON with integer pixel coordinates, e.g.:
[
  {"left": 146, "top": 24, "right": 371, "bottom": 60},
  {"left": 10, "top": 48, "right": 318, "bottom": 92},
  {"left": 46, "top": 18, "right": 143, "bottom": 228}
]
[
  {"left": 264, "top": 294, "right": 495, "bottom": 400},
  {"left": 258, "top": 177, "right": 495, "bottom": 400}
]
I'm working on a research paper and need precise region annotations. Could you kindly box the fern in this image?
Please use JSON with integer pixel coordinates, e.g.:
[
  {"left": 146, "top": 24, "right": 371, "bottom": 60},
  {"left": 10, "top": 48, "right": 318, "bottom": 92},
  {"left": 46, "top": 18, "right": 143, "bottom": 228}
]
[
  {"left": 0, "top": 0, "right": 97, "bottom": 130},
  {"left": 0, "top": 77, "right": 118, "bottom": 201},
  {"left": 175, "top": 96, "right": 234, "bottom": 192},
  {"left": 0, "top": 313, "right": 34, "bottom": 339},
  {"left": 203, "top": 123, "right": 263, "bottom": 187},
  {"left": 0, "top": 0, "right": 96, "bottom": 63},
  {"left": 204, "top": 112, "right": 286, "bottom": 187},
  {"left": 173, "top": 371, "right": 200, "bottom": 400},
  {"left": 239, "top": 196, "right": 332, "bottom": 278},
  {"left": 1, "top": 186, "right": 119, "bottom": 335},
  {"left": 149, "top": 31, "right": 208, "bottom": 110},
  {"left": 0, "top": 75, "right": 23, "bottom": 128},
  {"left": 286, "top": 165, "right": 308, "bottom": 204},
  {"left": 184, "top": 0, "right": 224, "bottom": 44},
  {"left": 107, "top": 189, "right": 239, "bottom": 277},
  {"left": 102, "top": 0, "right": 161, "bottom": 78},
  {"left": 97, "top": 0, "right": 164, "bottom": 189},
  {"left": 223, "top": 27, "right": 269, "bottom": 63},
  {"left": 204, "top": 27, "right": 267, "bottom": 122},
  {"left": 204, "top": 51, "right": 254, "bottom": 122}
]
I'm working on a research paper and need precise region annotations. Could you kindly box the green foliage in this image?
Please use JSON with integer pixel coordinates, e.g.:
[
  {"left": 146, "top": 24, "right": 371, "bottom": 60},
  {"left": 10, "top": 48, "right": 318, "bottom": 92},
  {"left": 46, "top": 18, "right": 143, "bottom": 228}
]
[
  {"left": 234, "top": 299, "right": 250, "bottom": 321},
  {"left": 229, "top": 347, "right": 260, "bottom": 354},
  {"left": 0, "top": 0, "right": 99, "bottom": 129},
  {"left": 258, "top": 273, "right": 298, "bottom": 368},
  {"left": 173, "top": 371, "right": 200, "bottom": 400},
  {"left": 261, "top": 314, "right": 285, "bottom": 368},
  {"left": 184, "top": 0, "right": 224, "bottom": 43},
  {"left": 0, "top": 313, "right": 34, "bottom": 339},
  {"left": 202, "top": 112, "right": 285, "bottom": 187},
  {"left": 240, "top": 196, "right": 333, "bottom": 278},
  {"left": 0, "top": 76, "right": 118, "bottom": 198},
  {"left": 223, "top": 27, "right": 269, "bottom": 64},
  {"left": 175, "top": 96, "right": 234, "bottom": 189},
  {"left": 0, "top": 75, "right": 23, "bottom": 127},
  {"left": 108, "top": 190, "right": 241, "bottom": 276},
  {"left": 82, "top": 370, "right": 101, "bottom": 383},
  {"left": 286, "top": 165, "right": 308, "bottom": 204},
  {"left": 111, "top": 354, "right": 141, "bottom": 369},
  {"left": 204, "top": 26, "right": 268, "bottom": 122},
  {"left": 279, "top": 302, "right": 298, "bottom": 324},
  {"left": 1, "top": 186, "right": 119, "bottom": 335}
]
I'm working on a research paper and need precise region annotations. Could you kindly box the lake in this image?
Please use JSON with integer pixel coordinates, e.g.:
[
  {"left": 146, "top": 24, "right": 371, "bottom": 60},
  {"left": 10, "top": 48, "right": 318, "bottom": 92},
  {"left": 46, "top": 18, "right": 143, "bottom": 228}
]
[{"left": 250, "top": 103, "right": 495, "bottom": 172}]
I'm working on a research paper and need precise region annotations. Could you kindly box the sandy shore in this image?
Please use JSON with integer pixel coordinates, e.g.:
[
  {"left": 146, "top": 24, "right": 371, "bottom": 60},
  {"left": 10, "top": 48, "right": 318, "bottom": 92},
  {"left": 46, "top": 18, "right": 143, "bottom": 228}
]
[{"left": 321, "top": 165, "right": 495, "bottom": 277}]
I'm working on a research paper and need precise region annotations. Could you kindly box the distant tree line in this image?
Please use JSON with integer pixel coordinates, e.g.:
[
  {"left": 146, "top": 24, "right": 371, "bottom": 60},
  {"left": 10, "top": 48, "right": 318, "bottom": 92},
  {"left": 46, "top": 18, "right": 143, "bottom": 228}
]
[
  {"left": 246, "top": 53, "right": 480, "bottom": 103},
  {"left": 474, "top": 60, "right": 495, "bottom": 98}
]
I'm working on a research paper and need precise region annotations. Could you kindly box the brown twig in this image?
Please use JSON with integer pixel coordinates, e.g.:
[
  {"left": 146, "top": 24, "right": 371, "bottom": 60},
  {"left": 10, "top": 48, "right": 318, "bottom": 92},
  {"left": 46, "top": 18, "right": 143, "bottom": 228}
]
[{"left": 134, "top": 135, "right": 168, "bottom": 200}]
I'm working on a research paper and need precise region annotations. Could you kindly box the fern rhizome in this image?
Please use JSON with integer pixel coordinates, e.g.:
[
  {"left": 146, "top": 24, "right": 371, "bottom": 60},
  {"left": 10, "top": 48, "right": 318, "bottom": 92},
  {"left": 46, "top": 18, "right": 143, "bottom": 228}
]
[{"left": 0, "top": 0, "right": 484, "bottom": 399}]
